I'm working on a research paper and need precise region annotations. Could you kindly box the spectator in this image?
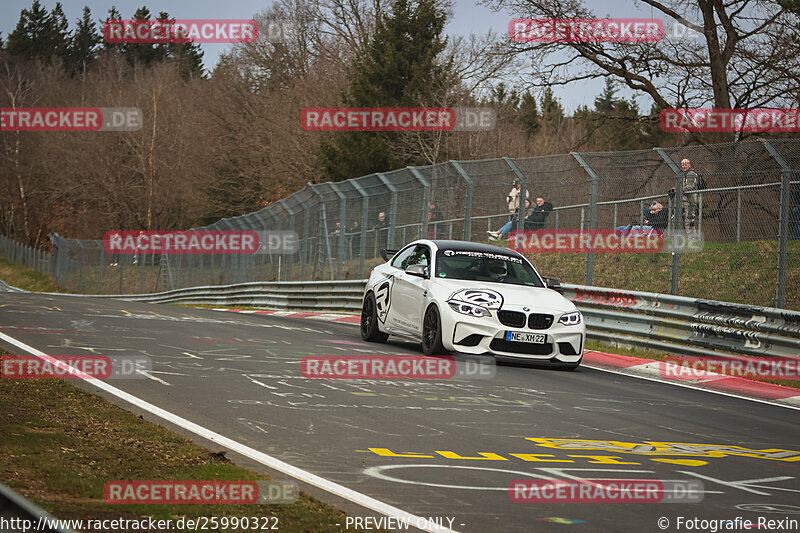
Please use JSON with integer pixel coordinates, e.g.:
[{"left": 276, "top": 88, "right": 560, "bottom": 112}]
[
  {"left": 506, "top": 180, "right": 529, "bottom": 217},
  {"left": 669, "top": 158, "right": 701, "bottom": 231},
  {"left": 528, "top": 197, "right": 553, "bottom": 229},
  {"left": 349, "top": 220, "right": 361, "bottom": 256},
  {"left": 330, "top": 221, "right": 342, "bottom": 258},
  {"left": 428, "top": 201, "right": 443, "bottom": 239},
  {"left": 374, "top": 211, "right": 389, "bottom": 250},
  {"left": 792, "top": 176, "right": 800, "bottom": 241},
  {"left": 643, "top": 201, "right": 668, "bottom": 231},
  {"left": 488, "top": 199, "right": 532, "bottom": 240}
]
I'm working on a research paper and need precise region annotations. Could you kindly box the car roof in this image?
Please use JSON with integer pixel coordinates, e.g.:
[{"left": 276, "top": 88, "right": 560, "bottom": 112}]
[{"left": 424, "top": 239, "right": 525, "bottom": 259}]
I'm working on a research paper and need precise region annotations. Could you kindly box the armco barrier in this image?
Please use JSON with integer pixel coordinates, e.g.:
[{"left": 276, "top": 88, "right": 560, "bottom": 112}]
[
  {"left": 0, "top": 481, "right": 74, "bottom": 533},
  {"left": 77, "top": 280, "right": 800, "bottom": 360}
]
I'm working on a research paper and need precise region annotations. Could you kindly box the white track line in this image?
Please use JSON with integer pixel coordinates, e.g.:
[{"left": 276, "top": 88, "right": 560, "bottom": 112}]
[{"left": 0, "top": 331, "right": 458, "bottom": 533}]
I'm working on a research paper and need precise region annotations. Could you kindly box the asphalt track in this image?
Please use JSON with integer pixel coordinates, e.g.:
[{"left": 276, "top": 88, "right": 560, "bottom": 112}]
[{"left": 1, "top": 292, "right": 799, "bottom": 533}]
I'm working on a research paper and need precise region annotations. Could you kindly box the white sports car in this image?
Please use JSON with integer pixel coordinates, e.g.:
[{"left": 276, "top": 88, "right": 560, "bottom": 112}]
[{"left": 360, "top": 240, "right": 584, "bottom": 368}]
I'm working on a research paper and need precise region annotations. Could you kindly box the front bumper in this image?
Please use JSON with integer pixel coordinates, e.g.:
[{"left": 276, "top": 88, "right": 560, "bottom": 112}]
[{"left": 442, "top": 308, "right": 584, "bottom": 364}]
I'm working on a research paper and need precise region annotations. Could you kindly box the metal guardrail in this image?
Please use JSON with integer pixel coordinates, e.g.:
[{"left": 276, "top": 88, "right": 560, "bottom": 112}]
[
  {"left": 72, "top": 279, "right": 800, "bottom": 360},
  {"left": 0, "top": 481, "right": 74, "bottom": 533}
]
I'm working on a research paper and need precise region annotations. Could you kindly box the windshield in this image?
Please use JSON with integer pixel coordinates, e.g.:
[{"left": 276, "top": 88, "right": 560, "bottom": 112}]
[{"left": 435, "top": 249, "right": 544, "bottom": 287}]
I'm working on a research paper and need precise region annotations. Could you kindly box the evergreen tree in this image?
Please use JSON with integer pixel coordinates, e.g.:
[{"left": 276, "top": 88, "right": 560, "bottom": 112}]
[
  {"left": 160, "top": 12, "right": 204, "bottom": 79},
  {"left": 319, "top": 0, "right": 453, "bottom": 181},
  {"left": 67, "top": 6, "right": 101, "bottom": 75},
  {"left": 594, "top": 78, "right": 617, "bottom": 114},
  {"left": 102, "top": 6, "right": 125, "bottom": 53},
  {"left": 6, "top": 1, "right": 71, "bottom": 63},
  {"left": 519, "top": 90, "right": 540, "bottom": 135},
  {"left": 541, "top": 86, "right": 564, "bottom": 126}
]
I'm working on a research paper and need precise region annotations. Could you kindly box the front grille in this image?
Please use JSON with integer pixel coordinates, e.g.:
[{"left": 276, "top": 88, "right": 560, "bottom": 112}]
[
  {"left": 490, "top": 339, "right": 553, "bottom": 355},
  {"left": 527, "top": 313, "right": 554, "bottom": 329},
  {"left": 498, "top": 310, "right": 526, "bottom": 328}
]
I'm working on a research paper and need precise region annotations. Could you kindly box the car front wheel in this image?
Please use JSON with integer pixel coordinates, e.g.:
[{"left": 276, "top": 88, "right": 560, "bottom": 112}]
[
  {"left": 361, "top": 292, "right": 389, "bottom": 342},
  {"left": 421, "top": 305, "right": 446, "bottom": 355}
]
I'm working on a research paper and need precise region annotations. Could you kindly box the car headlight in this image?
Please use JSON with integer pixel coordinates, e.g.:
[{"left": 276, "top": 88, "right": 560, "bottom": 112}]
[
  {"left": 558, "top": 311, "right": 582, "bottom": 326},
  {"left": 448, "top": 300, "right": 490, "bottom": 317}
]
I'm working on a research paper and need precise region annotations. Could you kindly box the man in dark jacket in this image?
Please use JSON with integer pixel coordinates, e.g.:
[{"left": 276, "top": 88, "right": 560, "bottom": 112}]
[{"left": 528, "top": 197, "right": 554, "bottom": 230}]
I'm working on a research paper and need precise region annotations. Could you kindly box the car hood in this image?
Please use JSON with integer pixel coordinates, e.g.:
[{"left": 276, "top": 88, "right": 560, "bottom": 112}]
[{"left": 431, "top": 278, "right": 576, "bottom": 313}]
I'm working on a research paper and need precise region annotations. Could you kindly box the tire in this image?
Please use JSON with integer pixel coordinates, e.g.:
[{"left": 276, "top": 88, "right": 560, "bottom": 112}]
[
  {"left": 421, "top": 304, "right": 446, "bottom": 355},
  {"left": 361, "top": 292, "right": 389, "bottom": 342}
]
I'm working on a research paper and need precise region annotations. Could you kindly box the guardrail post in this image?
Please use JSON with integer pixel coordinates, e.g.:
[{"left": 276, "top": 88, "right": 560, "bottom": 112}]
[
  {"left": 655, "top": 147, "right": 683, "bottom": 295},
  {"left": 408, "top": 166, "right": 431, "bottom": 239},
  {"left": 278, "top": 200, "right": 297, "bottom": 281},
  {"left": 572, "top": 152, "right": 599, "bottom": 285},
  {"left": 327, "top": 183, "right": 347, "bottom": 279},
  {"left": 613, "top": 203, "right": 618, "bottom": 228},
  {"left": 503, "top": 157, "right": 529, "bottom": 232},
  {"left": 376, "top": 173, "right": 399, "bottom": 248},
  {"left": 450, "top": 161, "right": 474, "bottom": 240},
  {"left": 761, "top": 139, "right": 792, "bottom": 308},
  {"left": 350, "top": 180, "right": 371, "bottom": 278}
]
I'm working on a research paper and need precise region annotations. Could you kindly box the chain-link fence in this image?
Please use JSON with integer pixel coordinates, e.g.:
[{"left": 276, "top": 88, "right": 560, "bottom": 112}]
[
  {"left": 3, "top": 139, "right": 799, "bottom": 309},
  {"left": 0, "top": 235, "right": 53, "bottom": 276}
]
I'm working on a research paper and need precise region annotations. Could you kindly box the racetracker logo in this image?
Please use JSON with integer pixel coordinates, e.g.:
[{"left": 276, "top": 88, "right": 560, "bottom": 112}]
[
  {"left": 103, "top": 19, "right": 258, "bottom": 44},
  {"left": 300, "top": 107, "right": 496, "bottom": 131},
  {"left": 301, "top": 355, "right": 495, "bottom": 380},
  {"left": 1, "top": 108, "right": 142, "bottom": 132},
  {"left": 660, "top": 356, "right": 800, "bottom": 380},
  {"left": 1, "top": 355, "right": 151, "bottom": 380},
  {"left": 103, "top": 230, "right": 259, "bottom": 254},
  {"left": 509, "top": 18, "right": 663, "bottom": 43},
  {"left": 660, "top": 108, "right": 800, "bottom": 133},
  {"left": 103, "top": 480, "right": 298, "bottom": 504},
  {"left": 509, "top": 230, "right": 702, "bottom": 253},
  {"left": 509, "top": 479, "right": 703, "bottom": 503}
]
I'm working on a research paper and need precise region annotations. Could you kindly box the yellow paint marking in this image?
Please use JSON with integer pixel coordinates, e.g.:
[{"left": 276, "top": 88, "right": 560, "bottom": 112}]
[
  {"left": 508, "top": 454, "right": 573, "bottom": 463},
  {"left": 367, "top": 448, "right": 434, "bottom": 458},
  {"left": 566, "top": 455, "right": 641, "bottom": 465},
  {"left": 53, "top": 307, "right": 61, "bottom": 311},
  {"left": 435, "top": 451, "right": 508, "bottom": 461},
  {"left": 651, "top": 458, "right": 708, "bottom": 467},
  {"left": 121, "top": 310, "right": 131, "bottom": 315}
]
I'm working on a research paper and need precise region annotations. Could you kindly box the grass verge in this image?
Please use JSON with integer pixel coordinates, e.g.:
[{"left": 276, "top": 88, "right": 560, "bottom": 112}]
[
  {"left": 0, "top": 351, "right": 387, "bottom": 533},
  {"left": 0, "top": 256, "right": 59, "bottom": 292}
]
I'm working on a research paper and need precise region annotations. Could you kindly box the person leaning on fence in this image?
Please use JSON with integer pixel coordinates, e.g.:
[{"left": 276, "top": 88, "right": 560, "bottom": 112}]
[
  {"left": 349, "top": 220, "right": 361, "bottom": 257},
  {"left": 506, "top": 179, "right": 529, "bottom": 217},
  {"left": 488, "top": 199, "right": 532, "bottom": 240},
  {"left": 528, "top": 197, "right": 553, "bottom": 230}
]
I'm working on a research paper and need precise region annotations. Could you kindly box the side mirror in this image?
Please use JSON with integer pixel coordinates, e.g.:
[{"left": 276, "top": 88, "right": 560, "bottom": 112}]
[
  {"left": 406, "top": 264, "right": 429, "bottom": 279},
  {"left": 543, "top": 276, "right": 563, "bottom": 294}
]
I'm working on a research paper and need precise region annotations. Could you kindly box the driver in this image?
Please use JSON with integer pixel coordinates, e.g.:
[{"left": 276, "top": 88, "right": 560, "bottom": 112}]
[{"left": 486, "top": 259, "right": 507, "bottom": 281}]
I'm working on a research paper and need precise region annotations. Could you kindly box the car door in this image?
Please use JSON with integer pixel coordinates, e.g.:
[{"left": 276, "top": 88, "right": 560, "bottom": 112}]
[{"left": 390, "top": 244, "right": 431, "bottom": 334}]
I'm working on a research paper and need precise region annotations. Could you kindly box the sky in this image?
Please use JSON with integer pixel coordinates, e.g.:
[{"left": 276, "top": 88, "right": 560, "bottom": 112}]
[{"left": 0, "top": 0, "right": 663, "bottom": 112}]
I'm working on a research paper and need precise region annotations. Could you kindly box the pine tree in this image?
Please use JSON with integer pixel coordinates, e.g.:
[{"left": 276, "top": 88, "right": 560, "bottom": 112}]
[
  {"left": 319, "top": 0, "right": 453, "bottom": 181},
  {"left": 541, "top": 87, "right": 564, "bottom": 125},
  {"left": 6, "top": 1, "right": 71, "bottom": 63},
  {"left": 594, "top": 78, "right": 617, "bottom": 114},
  {"left": 67, "top": 6, "right": 101, "bottom": 75},
  {"left": 519, "top": 91, "right": 540, "bottom": 135}
]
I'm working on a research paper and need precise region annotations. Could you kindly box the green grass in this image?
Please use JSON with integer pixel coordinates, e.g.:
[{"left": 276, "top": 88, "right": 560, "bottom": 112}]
[
  {"left": 0, "top": 256, "right": 59, "bottom": 292},
  {"left": 0, "top": 354, "right": 387, "bottom": 533}
]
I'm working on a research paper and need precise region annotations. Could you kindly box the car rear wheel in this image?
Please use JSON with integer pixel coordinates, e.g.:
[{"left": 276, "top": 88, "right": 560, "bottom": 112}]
[
  {"left": 361, "top": 292, "right": 388, "bottom": 342},
  {"left": 421, "top": 305, "right": 446, "bottom": 355}
]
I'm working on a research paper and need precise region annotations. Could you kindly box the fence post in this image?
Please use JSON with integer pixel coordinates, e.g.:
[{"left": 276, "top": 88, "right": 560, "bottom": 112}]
[
  {"left": 309, "top": 184, "right": 335, "bottom": 280},
  {"left": 736, "top": 189, "right": 742, "bottom": 243},
  {"left": 325, "top": 184, "right": 347, "bottom": 279},
  {"left": 655, "top": 147, "right": 684, "bottom": 295},
  {"left": 376, "top": 173, "right": 399, "bottom": 248},
  {"left": 48, "top": 234, "right": 62, "bottom": 286},
  {"left": 350, "top": 180, "right": 371, "bottom": 278},
  {"left": 761, "top": 140, "right": 792, "bottom": 308},
  {"left": 503, "top": 157, "right": 529, "bottom": 233},
  {"left": 408, "top": 166, "right": 430, "bottom": 239},
  {"left": 450, "top": 161, "right": 474, "bottom": 240},
  {"left": 97, "top": 241, "right": 104, "bottom": 293},
  {"left": 278, "top": 200, "right": 297, "bottom": 281},
  {"left": 571, "top": 152, "right": 599, "bottom": 285}
]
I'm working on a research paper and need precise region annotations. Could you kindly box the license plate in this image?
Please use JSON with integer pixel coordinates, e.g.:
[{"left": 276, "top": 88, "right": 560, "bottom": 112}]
[{"left": 506, "top": 331, "right": 546, "bottom": 344}]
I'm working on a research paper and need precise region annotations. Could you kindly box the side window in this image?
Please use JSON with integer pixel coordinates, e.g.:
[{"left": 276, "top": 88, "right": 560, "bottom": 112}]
[
  {"left": 391, "top": 245, "right": 417, "bottom": 269},
  {"left": 406, "top": 245, "right": 430, "bottom": 268}
]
